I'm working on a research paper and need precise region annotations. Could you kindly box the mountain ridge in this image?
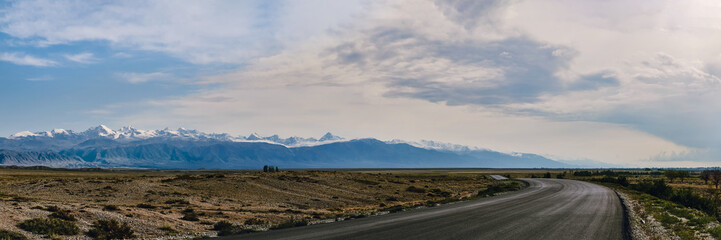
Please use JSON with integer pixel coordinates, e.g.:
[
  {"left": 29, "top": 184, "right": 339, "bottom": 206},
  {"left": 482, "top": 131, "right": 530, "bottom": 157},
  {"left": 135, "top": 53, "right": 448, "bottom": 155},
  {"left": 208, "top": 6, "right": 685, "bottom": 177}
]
[{"left": 1, "top": 125, "right": 574, "bottom": 169}]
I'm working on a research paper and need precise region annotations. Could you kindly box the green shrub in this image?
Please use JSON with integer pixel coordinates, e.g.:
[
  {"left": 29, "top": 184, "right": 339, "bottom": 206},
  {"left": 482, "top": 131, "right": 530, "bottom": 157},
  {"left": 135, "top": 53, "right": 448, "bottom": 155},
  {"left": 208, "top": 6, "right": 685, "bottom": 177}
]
[
  {"left": 49, "top": 210, "right": 76, "bottom": 221},
  {"left": 669, "top": 188, "right": 718, "bottom": 218},
  {"left": 709, "top": 226, "right": 721, "bottom": 239},
  {"left": 158, "top": 224, "right": 177, "bottom": 234},
  {"left": 477, "top": 182, "right": 523, "bottom": 197},
  {"left": 630, "top": 180, "right": 718, "bottom": 218},
  {"left": 181, "top": 211, "right": 199, "bottom": 221},
  {"left": 87, "top": 219, "right": 134, "bottom": 240},
  {"left": 631, "top": 180, "right": 673, "bottom": 199},
  {"left": 0, "top": 229, "right": 27, "bottom": 240},
  {"left": 103, "top": 205, "right": 119, "bottom": 211},
  {"left": 18, "top": 218, "right": 79, "bottom": 236},
  {"left": 271, "top": 218, "right": 308, "bottom": 230},
  {"left": 429, "top": 188, "right": 452, "bottom": 197},
  {"left": 405, "top": 186, "right": 426, "bottom": 193},
  {"left": 136, "top": 203, "right": 156, "bottom": 209},
  {"left": 164, "top": 199, "right": 190, "bottom": 205},
  {"left": 244, "top": 218, "right": 267, "bottom": 225},
  {"left": 595, "top": 176, "right": 629, "bottom": 187},
  {"left": 44, "top": 206, "right": 60, "bottom": 212},
  {"left": 654, "top": 212, "right": 680, "bottom": 225},
  {"left": 213, "top": 221, "right": 235, "bottom": 236}
]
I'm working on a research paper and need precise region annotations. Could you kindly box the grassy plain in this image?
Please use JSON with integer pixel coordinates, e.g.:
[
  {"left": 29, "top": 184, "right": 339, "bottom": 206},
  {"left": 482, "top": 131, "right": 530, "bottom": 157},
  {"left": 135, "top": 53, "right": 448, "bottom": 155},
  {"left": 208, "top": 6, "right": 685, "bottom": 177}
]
[
  {"left": 555, "top": 169, "right": 721, "bottom": 240},
  {"left": 0, "top": 168, "right": 520, "bottom": 239}
]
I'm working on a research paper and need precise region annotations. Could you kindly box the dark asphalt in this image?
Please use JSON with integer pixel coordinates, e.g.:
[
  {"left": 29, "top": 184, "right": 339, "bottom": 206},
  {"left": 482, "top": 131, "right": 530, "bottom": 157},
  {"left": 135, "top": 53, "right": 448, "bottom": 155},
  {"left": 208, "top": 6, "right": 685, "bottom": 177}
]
[{"left": 224, "top": 178, "right": 625, "bottom": 240}]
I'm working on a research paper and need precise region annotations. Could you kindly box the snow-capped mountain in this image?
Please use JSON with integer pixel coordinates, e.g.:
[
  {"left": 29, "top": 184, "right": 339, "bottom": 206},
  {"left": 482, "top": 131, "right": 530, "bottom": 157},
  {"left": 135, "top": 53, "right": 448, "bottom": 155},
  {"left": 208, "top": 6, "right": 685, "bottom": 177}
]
[
  {"left": 6, "top": 125, "right": 342, "bottom": 147},
  {"left": 0, "top": 125, "right": 573, "bottom": 169},
  {"left": 388, "top": 139, "right": 482, "bottom": 152}
]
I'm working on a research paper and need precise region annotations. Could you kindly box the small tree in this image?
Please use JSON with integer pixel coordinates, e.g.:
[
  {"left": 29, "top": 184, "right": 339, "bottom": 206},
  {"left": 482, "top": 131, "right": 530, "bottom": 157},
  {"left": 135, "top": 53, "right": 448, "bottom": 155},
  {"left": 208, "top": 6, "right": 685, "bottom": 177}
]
[
  {"left": 263, "top": 165, "right": 269, "bottom": 172},
  {"left": 701, "top": 170, "right": 711, "bottom": 185},
  {"left": 677, "top": 170, "right": 689, "bottom": 183},
  {"left": 664, "top": 170, "right": 677, "bottom": 183},
  {"left": 275, "top": 166, "right": 279, "bottom": 172},
  {"left": 711, "top": 170, "right": 721, "bottom": 189}
]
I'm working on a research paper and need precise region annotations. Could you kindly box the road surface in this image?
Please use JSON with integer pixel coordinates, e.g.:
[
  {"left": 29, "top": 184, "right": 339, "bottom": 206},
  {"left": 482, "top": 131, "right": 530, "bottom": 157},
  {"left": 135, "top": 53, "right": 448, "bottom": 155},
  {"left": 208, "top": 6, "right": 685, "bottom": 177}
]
[{"left": 225, "top": 178, "right": 626, "bottom": 240}]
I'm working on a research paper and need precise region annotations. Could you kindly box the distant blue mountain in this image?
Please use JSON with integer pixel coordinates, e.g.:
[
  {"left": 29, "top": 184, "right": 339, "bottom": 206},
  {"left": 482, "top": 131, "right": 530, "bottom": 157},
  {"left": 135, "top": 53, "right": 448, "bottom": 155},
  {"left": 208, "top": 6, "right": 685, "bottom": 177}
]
[{"left": 0, "top": 126, "right": 573, "bottom": 169}]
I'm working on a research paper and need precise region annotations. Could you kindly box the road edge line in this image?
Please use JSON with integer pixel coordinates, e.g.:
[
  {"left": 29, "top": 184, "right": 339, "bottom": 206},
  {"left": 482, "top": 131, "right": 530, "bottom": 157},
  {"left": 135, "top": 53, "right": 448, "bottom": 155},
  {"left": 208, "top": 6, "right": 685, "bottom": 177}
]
[{"left": 615, "top": 191, "right": 633, "bottom": 240}]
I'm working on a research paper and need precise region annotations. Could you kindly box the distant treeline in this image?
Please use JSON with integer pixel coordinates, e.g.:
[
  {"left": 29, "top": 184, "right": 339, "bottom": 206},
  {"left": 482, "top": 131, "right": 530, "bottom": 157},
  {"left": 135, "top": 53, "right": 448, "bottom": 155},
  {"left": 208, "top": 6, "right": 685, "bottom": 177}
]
[
  {"left": 573, "top": 170, "right": 663, "bottom": 177},
  {"left": 263, "top": 165, "right": 280, "bottom": 172}
]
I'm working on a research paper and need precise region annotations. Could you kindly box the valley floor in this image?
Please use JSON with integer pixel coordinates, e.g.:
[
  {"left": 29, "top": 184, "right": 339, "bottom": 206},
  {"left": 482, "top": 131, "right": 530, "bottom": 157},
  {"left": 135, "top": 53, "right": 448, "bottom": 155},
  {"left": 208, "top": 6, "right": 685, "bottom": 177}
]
[{"left": 0, "top": 168, "right": 507, "bottom": 239}]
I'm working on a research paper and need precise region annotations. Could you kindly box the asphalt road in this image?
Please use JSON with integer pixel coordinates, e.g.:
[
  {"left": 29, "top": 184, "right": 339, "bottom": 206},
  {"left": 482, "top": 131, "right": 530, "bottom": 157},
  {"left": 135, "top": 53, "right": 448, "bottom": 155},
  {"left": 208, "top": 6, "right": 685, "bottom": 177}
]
[{"left": 225, "top": 178, "right": 626, "bottom": 240}]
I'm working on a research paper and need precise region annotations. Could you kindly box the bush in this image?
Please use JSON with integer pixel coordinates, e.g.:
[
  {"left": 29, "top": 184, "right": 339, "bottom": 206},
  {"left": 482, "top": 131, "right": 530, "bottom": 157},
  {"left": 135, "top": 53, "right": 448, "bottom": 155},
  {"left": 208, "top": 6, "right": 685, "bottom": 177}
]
[
  {"left": 670, "top": 188, "right": 718, "bottom": 218},
  {"left": 87, "top": 219, "right": 134, "bottom": 240},
  {"left": 595, "top": 176, "right": 629, "bottom": 187},
  {"left": 0, "top": 229, "right": 27, "bottom": 240},
  {"left": 49, "top": 210, "right": 76, "bottom": 221},
  {"left": 136, "top": 203, "right": 156, "bottom": 209},
  {"left": 428, "top": 188, "right": 452, "bottom": 197},
  {"left": 244, "top": 218, "right": 267, "bottom": 225},
  {"left": 103, "top": 205, "right": 119, "bottom": 211},
  {"left": 18, "top": 218, "right": 80, "bottom": 236},
  {"left": 159, "top": 224, "right": 177, "bottom": 234},
  {"left": 213, "top": 221, "right": 235, "bottom": 236},
  {"left": 710, "top": 226, "right": 721, "bottom": 239},
  {"left": 44, "top": 206, "right": 60, "bottom": 213},
  {"left": 406, "top": 186, "right": 426, "bottom": 193},
  {"left": 632, "top": 180, "right": 673, "bottom": 199},
  {"left": 629, "top": 179, "right": 718, "bottom": 218},
  {"left": 165, "top": 199, "right": 190, "bottom": 205},
  {"left": 181, "top": 212, "right": 200, "bottom": 221},
  {"left": 477, "top": 182, "right": 523, "bottom": 197},
  {"left": 271, "top": 218, "right": 308, "bottom": 230}
]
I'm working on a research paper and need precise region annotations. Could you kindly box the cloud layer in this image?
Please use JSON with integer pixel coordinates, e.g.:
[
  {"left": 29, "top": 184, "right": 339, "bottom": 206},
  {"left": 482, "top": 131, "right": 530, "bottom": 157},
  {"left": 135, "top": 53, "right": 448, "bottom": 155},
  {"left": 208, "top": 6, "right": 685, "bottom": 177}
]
[
  {"left": 2, "top": 0, "right": 721, "bottom": 166},
  {"left": 0, "top": 52, "right": 56, "bottom": 66}
]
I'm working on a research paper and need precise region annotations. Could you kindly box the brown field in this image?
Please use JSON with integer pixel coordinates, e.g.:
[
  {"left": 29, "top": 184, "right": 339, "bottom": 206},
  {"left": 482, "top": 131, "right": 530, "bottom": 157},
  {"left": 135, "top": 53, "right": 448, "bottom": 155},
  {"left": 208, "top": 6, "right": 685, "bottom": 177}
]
[{"left": 0, "top": 168, "right": 517, "bottom": 239}]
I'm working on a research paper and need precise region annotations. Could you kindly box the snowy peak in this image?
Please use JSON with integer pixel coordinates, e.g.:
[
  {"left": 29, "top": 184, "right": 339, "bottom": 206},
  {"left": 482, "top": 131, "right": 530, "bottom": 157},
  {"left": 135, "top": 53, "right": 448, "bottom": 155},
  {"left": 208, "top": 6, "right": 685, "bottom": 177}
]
[
  {"left": 319, "top": 132, "right": 343, "bottom": 141},
  {"left": 84, "top": 125, "right": 116, "bottom": 138},
  {"left": 246, "top": 133, "right": 262, "bottom": 141},
  {"left": 9, "top": 131, "right": 38, "bottom": 139},
  {"left": 51, "top": 129, "right": 70, "bottom": 135},
  {"left": 6, "top": 126, "right": 348, "bottom": 147},
  {"left": 388, "top": 139, "right": 481, "bottom": 152}
]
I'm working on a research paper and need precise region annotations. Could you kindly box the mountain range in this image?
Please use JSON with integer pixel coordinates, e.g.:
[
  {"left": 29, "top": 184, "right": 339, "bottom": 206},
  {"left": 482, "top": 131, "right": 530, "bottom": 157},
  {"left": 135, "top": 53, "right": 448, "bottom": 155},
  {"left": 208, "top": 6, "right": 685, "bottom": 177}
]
[{"left": 0, "top": 125, "right": 574, "bottom": 169}]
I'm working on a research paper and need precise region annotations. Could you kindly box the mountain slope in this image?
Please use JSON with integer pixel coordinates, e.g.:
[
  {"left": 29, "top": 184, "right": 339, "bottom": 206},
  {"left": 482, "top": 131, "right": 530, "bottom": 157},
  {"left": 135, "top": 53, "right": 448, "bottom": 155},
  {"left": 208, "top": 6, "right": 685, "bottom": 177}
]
[{"left": 0, "top": 126, "right": 573, "bottom": 169}]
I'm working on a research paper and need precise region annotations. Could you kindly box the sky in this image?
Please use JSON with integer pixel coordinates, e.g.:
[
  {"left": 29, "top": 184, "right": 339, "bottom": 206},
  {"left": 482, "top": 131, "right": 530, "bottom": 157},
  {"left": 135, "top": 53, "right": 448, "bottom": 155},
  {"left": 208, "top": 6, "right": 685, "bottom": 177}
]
[{"left": 1, "top": 0, "right": 720, "bottom": 167}]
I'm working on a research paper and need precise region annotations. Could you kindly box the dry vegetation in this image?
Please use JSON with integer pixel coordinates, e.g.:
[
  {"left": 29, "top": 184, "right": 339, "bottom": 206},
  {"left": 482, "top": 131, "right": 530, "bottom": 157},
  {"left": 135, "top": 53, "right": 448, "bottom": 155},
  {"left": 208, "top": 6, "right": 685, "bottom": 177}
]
[{"left": 0, "top": 168, "right": 510, "bottom": 239}]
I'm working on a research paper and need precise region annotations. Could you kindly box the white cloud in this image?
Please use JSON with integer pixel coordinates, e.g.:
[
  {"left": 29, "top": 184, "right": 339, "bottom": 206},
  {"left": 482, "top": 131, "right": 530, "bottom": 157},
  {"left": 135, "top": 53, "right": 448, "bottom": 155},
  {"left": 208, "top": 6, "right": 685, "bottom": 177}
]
[
  {"left": 117, "top": 72, "right": 169, "bottom": 84},
  {"left": 0, "top": 52, "right": 57, "bottom": 67},
  {"left": 154, "top": 0, "right": 720, "bottom": 166},
  {"left": 26, "top": 75, "right": 54, "bottom": 81},
  {"left": 64, "top": 52, "right": 97, "bottom": 64},
  {"left": 0, "top": 0, "right": 366, "bottom": 64}
]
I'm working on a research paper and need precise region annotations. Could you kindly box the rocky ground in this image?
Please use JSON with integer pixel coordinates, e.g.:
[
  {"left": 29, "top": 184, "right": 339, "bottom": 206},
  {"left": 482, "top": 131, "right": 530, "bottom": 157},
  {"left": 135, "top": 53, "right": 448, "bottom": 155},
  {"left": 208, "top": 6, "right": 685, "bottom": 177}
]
[{"left": 0, "top": 169, "right": 498, "bottom": 239}]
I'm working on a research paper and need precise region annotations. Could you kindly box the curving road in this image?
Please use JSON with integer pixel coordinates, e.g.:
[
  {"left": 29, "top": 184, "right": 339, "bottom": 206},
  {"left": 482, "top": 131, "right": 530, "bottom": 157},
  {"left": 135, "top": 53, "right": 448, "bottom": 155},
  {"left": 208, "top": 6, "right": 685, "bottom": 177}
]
[{"left": 225, "top": 178, "right": 626, "bottom": 240}]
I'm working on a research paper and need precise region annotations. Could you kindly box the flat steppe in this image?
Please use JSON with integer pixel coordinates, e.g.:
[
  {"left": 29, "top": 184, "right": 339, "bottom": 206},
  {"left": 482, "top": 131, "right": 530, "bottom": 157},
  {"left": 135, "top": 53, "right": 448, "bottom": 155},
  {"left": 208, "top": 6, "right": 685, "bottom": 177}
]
[{"left": 0, "top": 168, "right": 511, "bottom": 239}]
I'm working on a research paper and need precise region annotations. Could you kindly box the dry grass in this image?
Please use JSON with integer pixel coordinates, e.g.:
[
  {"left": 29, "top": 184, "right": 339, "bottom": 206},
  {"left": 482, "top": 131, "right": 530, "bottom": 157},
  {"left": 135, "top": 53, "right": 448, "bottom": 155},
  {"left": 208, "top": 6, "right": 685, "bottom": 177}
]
[{"left": 0, "top": 168, "right": 502, "bottom": 239}]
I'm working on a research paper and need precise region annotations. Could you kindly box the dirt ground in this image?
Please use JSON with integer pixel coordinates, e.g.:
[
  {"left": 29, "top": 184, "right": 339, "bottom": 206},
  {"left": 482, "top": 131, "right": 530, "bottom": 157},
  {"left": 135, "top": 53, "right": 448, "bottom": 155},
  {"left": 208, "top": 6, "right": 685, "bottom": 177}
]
[{"left": 0, "top": 168, "right": 503, "bottom": 239}]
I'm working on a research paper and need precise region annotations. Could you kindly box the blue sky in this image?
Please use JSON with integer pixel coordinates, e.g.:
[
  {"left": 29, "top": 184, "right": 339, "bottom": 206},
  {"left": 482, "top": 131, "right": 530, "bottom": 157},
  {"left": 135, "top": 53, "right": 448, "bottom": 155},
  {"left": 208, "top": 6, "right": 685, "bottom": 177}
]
[{"left": 1, "top": 0, "right": 721, "bottom": 167}]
